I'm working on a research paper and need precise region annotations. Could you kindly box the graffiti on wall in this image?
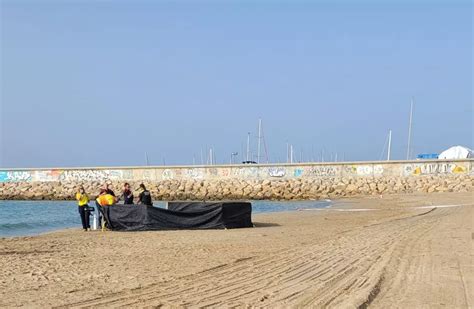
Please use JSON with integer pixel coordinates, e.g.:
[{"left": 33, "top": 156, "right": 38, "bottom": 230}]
[
  {"left": 404, "top": 163, "right": 468, "bottom": 176},
  {"left": 141, "top": 169, "right": 156, "bottom": 181},
  {"left": 305, "top": 166, "right": 338, "bottom": 177},
  {"left": 161, "top": 169, "right": 174, "bottom": 180},
  {"left": 231, "top": 167, "right": 260, "bottom": 178},
  {"left": 219, "top": 169, "right": 230, "bottom": 177},
  {"left": 184, "top": 168, "right": 204, "bottom": 179},
  {"left": 344, "top": 165, "right": 384, "bottom": 176},
  {"left": 59, "top": 170, "right": 124, "bottom": 182},
  {"left": 0, "top": 171, "right": 32, "bottom": 182},
  {"left": 34, "top": 170, "right": 63, "bottom": 182},
  {"left": 293, "top": 168, "right": 304, "bottom": 177},
  {"left": 207, "top": 168, "right": 219, "bottom": 177},
  {"left": 245, "top": 167, "right": 260, "bottom": 178},
  {"left": 268, "top": 167, "right": 286, "bottom": 177},
  {"left": 231, "top": 168, "right": 245, "bottom": 178},
  {"left": 0, "top": 161, "right": 470, "bottom": 183},
  {"left": 0, "top": 169, "right": 133, "bottom": 183}
]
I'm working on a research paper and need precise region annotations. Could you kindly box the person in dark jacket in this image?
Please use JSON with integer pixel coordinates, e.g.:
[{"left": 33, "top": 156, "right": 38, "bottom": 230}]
[
  {"left": 104, "top": 182, "right": 115, "bottom": 196},
  {"left": 137, "top": 183, "right": 153, "bottom": 206},
  {"left": 120, "top": 182, "right": 134, "bottom": 204}
]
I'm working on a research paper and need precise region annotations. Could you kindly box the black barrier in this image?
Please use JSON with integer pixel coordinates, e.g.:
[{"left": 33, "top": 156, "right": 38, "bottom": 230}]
[{"left": 101, "top": 202, "right": 252, "bottom": 231}]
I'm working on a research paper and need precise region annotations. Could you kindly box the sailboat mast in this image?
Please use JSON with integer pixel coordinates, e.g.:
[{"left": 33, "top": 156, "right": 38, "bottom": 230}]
[
  {"left": 387, "top": 129, "right": 392, "bottom": 161},
  {"left": 257, "top": 119, "right": 262, "bottom": 164},
  {"left": 246, "top": 132, "right": 250, "bottom": 161},
  {"left": 290, "top": 145, "right": 294, "bottom": 163},
  {"left": 406, "top": 97, "right": 414, "bottom": 160}
]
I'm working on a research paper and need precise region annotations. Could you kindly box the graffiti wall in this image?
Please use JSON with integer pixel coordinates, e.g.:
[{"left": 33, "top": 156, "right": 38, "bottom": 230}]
[
  {"left": 268, "top": 167, "right": 286, "bottom": 178},
  {"left": 0, "top": 171, "right": 32, "bottom": 182},
  {"left": 403, "top": 162, "right": 469, "bottom": 176},
  {"left": 305, "top": 166, "right": 340, "bottom": 177},
  {"left": 0, "top": 160, "right": 471, "bottom": 183},
  {"left": 0, "top": 169, "right": 128, "bottom": 183},
  {"left": 344, "top": 165, "right": 384, "bottom": 177}
]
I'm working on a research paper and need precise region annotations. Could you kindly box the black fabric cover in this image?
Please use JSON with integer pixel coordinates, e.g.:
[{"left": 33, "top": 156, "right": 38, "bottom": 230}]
[{"left": 102, "top": 202, "right": 252, "bottom": 231}]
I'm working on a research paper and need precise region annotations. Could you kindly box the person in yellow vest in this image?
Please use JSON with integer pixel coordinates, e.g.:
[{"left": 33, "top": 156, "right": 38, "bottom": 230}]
[
  {"left": 96, "top": 192, "right": 117, "bottom": 206},
  {"left": 95, "top": 189, "right": 117, "bottom": 229},
  {"left": 75, "top": 186, "right": 90, "bottom": 231}
]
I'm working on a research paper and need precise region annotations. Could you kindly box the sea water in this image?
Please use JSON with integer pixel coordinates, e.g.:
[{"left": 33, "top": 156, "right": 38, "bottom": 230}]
[{"left": 0, "top": 200, "right": 331, "bottom": 237}]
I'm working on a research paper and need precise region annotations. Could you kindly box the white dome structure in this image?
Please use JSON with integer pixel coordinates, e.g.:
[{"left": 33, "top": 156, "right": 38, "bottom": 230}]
[{"left": 438, "top": 146, "right": 473, "bottom": 159}]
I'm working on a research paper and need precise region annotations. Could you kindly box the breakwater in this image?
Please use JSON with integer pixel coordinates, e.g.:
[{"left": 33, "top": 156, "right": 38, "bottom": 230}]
[{"left": 0, "top": 160, "right": 472, "bottom": 200}]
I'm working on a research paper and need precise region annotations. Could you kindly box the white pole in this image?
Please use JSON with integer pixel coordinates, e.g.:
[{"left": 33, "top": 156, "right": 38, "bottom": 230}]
[
  {"left": 145, "top": 152, "right": 149, "bottom": 166},
  {"left": 257, "top": 118, "right": 262, "bottom": 164},
  {"left": 246, "top": 132, "right": 250, "bottom": 161},
  {"left": 290, "top": 145, "right": 294, "bottom": 163},
  {"left": 406, "top": 98, "right": 414, "bottom": 160},
  {"left": 387, "top": 129, "right": 392, "bottom": 161}
]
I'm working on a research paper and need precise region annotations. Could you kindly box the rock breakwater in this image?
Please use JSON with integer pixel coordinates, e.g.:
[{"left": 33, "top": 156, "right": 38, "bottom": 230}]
[{"left": 0, "top": 174, "right": 472, "bottom": 201}]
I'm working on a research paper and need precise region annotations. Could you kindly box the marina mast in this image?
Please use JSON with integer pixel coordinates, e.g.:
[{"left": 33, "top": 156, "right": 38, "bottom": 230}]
[
  {"left": 257, "top": 119, "right": 262, "bottom": 164},
  {"left": 387, "top": 129, "right": 392, "bottom": 161},
  {"left": 246, "top": 132, "right": 251, "bottom": 161},
  {"left": 406, "top": 97, "right": 414, "bottom": 160}
]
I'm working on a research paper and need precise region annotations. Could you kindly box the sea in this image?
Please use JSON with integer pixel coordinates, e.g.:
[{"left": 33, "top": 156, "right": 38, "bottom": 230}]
[{"left": 0, "top": 200, "right": 331, "bottom": 237}]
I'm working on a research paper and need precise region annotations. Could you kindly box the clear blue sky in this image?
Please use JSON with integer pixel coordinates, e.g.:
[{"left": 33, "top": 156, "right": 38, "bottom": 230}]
[{"left": 1, "top": 0, "right": 472, "bottom": 168}]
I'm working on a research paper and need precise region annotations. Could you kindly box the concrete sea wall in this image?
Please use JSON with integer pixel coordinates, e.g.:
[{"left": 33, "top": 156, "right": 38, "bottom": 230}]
[{"left": 0, "top": 160, "right": 472, "bottom": 201}]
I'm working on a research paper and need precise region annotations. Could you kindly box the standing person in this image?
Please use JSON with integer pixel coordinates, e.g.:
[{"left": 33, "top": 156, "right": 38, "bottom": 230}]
[
  {"left": 104, "top": 182, "right": 116, "bottom": 196},
  {"left": 95, "top": 189, "right": 117, "bottom": 229},
  {"left": 120, "top": 182, "right": 134, "bottom": 204},
  {"left": 75, "top": 186, "right": 90, "bottom": 231},
  {"left": 137, "top": 183, "right": 153, "bottom": 206},
  {"left": 95, "top": 189, "right": 106, "bottom": 228}
]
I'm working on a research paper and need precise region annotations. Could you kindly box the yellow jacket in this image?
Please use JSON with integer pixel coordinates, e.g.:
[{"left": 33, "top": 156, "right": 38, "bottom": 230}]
[
  {"left": 76, "top": 193, "right": 89, "bottom": 206},
  {"left": 96, "top": 194, "right": 116, "bottom": 206}
]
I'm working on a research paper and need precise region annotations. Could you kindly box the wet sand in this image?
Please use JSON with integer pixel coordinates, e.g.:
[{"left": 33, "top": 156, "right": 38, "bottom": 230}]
[{"left": 0, "top": 192, "right": 472, "bottom": 308}]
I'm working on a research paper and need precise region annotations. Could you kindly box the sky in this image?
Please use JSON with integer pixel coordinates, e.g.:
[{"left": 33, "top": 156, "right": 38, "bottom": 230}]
[{"left": 1, "top": 0, "right": 472, "bottom": 168}]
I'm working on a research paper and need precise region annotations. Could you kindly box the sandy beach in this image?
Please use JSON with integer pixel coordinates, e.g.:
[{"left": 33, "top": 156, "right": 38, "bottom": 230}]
[{"left": 0, "top": 192, "right": 472, "bottom": 308}]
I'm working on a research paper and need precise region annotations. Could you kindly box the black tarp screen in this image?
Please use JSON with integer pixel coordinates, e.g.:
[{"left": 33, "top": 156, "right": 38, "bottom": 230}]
[{"left": 102, "top": 202, "right": 252, "bottom": 231}]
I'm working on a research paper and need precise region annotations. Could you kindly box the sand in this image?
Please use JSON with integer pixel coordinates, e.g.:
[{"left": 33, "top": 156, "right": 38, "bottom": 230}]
[{"left": 0, "top": 192, "right": 472, "bottom": 308}]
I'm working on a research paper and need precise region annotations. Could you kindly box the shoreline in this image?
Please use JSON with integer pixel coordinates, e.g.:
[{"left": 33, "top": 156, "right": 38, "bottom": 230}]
[
  {"left": 0, "top": 199, "right": 332, "bottom": 238},
  {"left": 0, "top": 193, "right": 467, "bottom": 239},
  {"left": 1, "top": 192, "right": 472, "bottom": 307}
]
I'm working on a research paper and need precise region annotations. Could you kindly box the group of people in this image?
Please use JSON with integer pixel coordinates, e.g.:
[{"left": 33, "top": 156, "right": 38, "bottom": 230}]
[{"left": 75, "top": 182, "right": 153, "bottom": 231}]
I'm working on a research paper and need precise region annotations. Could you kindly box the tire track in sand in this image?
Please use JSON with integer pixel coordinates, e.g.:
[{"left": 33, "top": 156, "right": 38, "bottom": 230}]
[
  {"left": 371, "top": 204, "right": 472, "bottom": 308},
  {"left": 61, "top": 207, "right": 451, "bottom": 308}
]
